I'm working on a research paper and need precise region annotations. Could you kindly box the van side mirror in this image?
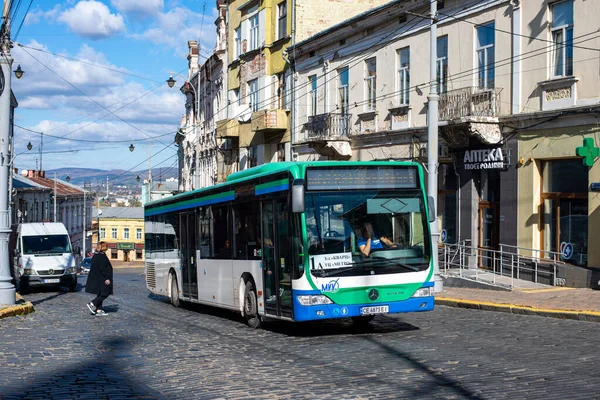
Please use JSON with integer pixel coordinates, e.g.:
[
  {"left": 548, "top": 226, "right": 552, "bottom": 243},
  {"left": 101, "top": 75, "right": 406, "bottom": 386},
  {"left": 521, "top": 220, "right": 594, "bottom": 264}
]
[
  {"left": 291, "top": 179, "right": 305, "bottom": 213},
  {"left": 427, "top": 196, "right": 436, "bottom": 223}
]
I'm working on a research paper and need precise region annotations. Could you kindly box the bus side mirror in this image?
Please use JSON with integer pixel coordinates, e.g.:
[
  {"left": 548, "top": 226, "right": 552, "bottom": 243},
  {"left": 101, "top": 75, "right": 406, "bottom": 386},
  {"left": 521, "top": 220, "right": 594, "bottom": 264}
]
[
  {"left": 291, "top": 179, "right": 305, "bottom": 213},
  {"left": 427, "top": 196, "right": 436, "bottom": 223}
]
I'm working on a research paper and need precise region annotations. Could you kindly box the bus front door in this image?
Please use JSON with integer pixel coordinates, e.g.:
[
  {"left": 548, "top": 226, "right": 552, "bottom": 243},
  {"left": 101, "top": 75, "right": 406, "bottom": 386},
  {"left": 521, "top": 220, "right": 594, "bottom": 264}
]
[
  {"left": 180, "top": 212, "right": 199, "bottom": 301},
  {"left": 262, "top": 198, "right": 293, "bottom": 318}
]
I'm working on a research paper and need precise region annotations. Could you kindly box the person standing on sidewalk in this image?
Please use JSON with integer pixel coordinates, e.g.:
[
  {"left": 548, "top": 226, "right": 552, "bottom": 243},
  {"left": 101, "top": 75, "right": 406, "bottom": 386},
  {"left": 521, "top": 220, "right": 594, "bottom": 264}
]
[{"left": 85, "top": 242, "right": 113, "bottom": 316}]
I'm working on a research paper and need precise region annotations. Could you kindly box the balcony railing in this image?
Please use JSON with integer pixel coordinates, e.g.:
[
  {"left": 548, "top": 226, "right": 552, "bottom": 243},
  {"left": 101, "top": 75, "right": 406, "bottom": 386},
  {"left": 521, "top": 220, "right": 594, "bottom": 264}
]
[
  {"left": 304, "top": 113, "right": 351, "bottom": 142},
  {"left": 439, "top": 87, "right": 502, "bottom": 121}
]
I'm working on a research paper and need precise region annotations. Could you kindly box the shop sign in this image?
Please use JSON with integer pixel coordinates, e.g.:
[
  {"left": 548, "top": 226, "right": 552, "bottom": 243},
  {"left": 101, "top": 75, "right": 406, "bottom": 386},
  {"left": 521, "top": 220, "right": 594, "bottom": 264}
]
[
  {"left": 117, "top": 243, "right": 134, "bottom": 250},
  {"left": 462, "top": 148, "right": 508, "bottom": 171}
]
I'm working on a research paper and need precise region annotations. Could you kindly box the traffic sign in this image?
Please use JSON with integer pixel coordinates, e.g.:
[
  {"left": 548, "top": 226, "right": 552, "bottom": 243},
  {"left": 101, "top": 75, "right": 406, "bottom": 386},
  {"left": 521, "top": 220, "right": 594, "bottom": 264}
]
[
  {"left": 560, "top": 242, "right": 573, "bottom": 260},
  {"left": 440, "top": 229, "right": 447, "bottom": 243}
]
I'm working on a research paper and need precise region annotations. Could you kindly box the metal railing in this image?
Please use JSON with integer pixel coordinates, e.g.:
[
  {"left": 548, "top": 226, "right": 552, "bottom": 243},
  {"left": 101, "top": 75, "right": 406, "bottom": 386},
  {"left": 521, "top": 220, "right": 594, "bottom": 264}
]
[
  {"left": 438, "top": 86, "right": 502, "bottom": 120},
  {"left": 440, "top": 242, "right": 566, "bottom": 289},
  {"left": 303, "top": 113, "right": 351, "bottom": 142}
]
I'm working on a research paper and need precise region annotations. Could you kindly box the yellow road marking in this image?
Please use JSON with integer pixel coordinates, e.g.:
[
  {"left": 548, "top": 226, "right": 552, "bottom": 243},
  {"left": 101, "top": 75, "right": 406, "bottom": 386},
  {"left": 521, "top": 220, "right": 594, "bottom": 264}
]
[{"left": 517, "top": 287, "right": 575, "bottom": 293}]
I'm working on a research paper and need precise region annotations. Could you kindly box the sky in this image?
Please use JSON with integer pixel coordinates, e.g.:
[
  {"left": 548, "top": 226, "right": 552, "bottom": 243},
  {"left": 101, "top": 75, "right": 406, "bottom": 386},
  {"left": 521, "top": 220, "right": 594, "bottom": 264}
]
[{"left": 9, "top": 0, "right": 217, "bottom": 176}]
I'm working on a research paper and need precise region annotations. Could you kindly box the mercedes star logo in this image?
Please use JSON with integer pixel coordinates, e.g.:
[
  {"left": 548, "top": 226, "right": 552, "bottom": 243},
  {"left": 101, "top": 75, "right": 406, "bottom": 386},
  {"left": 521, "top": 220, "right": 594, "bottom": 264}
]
[
  {"left": 368, "top": 288, "right": 379, "bottom": 301},
  {"left": 48, "top": 268, "right": 54, "bottom": 275}
]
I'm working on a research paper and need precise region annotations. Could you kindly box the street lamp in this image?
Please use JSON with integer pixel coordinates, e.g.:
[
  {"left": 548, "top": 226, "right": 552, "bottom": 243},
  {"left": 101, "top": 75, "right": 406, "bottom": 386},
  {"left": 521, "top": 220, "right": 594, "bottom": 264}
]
[
  {"left": 14, "top": 64, "right": 24, "bottom": 79},
  {"left": 136, "top": 175, "right": 141, "bottom": 183},
  {"left": 129, "top": 143, "right": 135, "bottom": 152},
  {"left": 26, "top": 141, "right": 32, "bottom": 151},
  {"left": 166, "top": 75, "right": 176, "bottom": 88}
]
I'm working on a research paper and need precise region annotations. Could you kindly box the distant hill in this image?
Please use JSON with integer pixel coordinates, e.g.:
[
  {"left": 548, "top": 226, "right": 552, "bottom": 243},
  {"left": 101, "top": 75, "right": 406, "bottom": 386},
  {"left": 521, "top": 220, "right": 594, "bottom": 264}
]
[{"left": 43, "top": 167, "right": 178, "bottom": 188}]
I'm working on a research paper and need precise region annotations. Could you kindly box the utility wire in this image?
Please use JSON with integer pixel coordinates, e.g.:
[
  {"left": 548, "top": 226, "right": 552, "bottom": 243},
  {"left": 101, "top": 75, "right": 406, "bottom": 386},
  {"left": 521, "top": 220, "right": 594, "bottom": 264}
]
[
  {"left": 12, "top": 0, "right": 32, "bottom": 41},
  {"left": 19, "top": 46, "right": 170, "bottom": 147},
  {"left": 14, "top": 124, "right": 177, "bottom": 143}
]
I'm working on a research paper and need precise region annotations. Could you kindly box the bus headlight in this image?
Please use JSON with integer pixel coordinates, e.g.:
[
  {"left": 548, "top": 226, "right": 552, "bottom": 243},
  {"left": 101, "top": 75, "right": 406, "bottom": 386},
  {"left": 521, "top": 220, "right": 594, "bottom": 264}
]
[
  {"left": 23, "top": 268, "right": 35, "bottom": 276},
  {"left": 297, "top": 295, "right": 333, "bottom": 306},
  {"left": 65, "top": 267, "right": 76, "bottom": 274},
  {"left": 411, "top": 287, "right": 434, "bottom": 298}
]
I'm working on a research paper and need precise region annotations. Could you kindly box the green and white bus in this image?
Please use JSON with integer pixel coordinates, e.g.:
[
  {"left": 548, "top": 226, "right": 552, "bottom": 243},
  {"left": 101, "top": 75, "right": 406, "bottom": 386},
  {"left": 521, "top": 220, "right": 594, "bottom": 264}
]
[{"left": 144, "top": 161, "right": 435, "bottom": 328}]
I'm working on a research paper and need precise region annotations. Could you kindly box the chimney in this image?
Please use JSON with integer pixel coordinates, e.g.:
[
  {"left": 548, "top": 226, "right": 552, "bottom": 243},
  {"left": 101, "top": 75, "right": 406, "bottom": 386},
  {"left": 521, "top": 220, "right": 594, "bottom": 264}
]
[{"left": 187, "top": 40, "right": 199, "bottom": 75}]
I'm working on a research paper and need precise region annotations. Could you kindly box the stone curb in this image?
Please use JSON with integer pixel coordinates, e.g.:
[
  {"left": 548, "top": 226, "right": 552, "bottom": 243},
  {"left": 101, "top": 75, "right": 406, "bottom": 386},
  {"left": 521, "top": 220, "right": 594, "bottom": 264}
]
[
  {"left": 435, "top": 297, "right": 600, "bottom": 323},
  {"left": 0, "top": 294, "right": 35, "bottom": 319}
]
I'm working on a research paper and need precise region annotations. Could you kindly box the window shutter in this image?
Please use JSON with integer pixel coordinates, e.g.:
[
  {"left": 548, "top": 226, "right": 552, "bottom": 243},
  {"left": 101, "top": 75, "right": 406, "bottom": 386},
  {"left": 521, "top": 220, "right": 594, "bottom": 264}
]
[{"left": 259, "top": 9, "right": 266, "bottom": 47}]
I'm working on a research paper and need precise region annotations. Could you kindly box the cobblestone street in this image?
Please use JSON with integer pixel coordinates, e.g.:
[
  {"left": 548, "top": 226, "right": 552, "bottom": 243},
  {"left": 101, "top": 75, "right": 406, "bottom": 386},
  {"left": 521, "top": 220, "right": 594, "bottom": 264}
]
[{"left": 1, "top": 268, "right": 599, "bottom": 399}]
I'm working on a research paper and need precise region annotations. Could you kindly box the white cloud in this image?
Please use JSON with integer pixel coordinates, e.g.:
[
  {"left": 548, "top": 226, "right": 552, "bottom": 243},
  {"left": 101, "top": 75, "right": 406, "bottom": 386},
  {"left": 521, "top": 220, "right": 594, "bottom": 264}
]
[
  {"left": 58, "top": 1, "right": 125, "bottom": 39},
  {"left": 128, "top": 7, "right": 216, "bottom": 57},
  {"left": 111, "top": 0, "right": 164, "bottom": 17},
  {"left": 25, "top": 5, "right": 62, "bottom": 26}
]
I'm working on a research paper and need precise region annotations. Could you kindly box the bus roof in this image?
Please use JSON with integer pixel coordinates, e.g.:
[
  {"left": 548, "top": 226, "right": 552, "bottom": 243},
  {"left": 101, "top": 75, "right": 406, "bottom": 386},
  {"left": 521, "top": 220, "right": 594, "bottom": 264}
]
[{"left": 144, "top": 160, "right": 422, "bottom": 209}]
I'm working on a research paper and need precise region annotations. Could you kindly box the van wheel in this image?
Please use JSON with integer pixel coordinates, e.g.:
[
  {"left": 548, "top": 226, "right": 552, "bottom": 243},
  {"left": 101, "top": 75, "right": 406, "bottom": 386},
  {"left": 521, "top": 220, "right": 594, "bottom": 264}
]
[
  {"left": 16, "top": 278, "right": 28, "bottom": 295},
  {"left": 170, "top": 273, "right": 180, "bottom": 308},
  {"left": 243, "top": 281, "right": 261, "bottom": 329},
  {"left": 69, "top": 282, "right": 77, "bottom": 292}
]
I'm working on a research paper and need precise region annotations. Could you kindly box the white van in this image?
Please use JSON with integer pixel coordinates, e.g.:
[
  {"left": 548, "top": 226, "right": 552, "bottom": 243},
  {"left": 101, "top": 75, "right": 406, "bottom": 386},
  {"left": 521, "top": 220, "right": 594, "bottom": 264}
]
[{"left": 13, "top": 222, "right": 78, "bottom": 293}]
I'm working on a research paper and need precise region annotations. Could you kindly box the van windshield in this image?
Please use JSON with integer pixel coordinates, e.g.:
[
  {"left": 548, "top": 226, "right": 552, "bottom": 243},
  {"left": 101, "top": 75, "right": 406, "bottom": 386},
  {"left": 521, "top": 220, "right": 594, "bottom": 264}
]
[{"left": 22, "top": 235, "right": 72, "bottom": 255}]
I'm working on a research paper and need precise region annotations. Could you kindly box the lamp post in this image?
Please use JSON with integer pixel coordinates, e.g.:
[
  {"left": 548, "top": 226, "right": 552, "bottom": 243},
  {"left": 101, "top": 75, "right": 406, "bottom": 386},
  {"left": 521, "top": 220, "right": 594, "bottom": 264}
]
[{"left": 0, "top": 15, "right": 27, "bottom": 304}]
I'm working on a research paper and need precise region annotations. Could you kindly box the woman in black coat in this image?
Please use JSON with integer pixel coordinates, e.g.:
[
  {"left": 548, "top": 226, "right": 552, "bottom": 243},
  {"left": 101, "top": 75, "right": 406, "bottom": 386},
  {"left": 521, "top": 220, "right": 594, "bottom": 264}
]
[{"left": 85, "top": 241, "right": 113, "bottom": 316}]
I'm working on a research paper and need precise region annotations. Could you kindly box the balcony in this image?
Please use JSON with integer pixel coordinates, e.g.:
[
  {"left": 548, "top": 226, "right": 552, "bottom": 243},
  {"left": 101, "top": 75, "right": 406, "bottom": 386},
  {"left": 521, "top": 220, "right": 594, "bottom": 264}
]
[
  {"left": 439, "top": 87, "right": 502, "bottom": 121},
  {"left": 301, "top": 113, "right": 352, "bottom": 159},
  {"left": 251, "top": 109, "right": 289, "bottom": 132},
  {"left": 216, "top": 118, "right": 249, "bottom": 138},
  {"left": 304, "top": 113, "right": 351, "bottom": 142}
]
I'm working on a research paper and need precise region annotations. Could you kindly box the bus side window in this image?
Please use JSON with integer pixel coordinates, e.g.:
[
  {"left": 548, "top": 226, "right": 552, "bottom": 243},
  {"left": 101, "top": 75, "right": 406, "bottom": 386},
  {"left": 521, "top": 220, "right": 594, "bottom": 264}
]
[{"left": 212, "top": 205, "right": 230, "bottom": 259}]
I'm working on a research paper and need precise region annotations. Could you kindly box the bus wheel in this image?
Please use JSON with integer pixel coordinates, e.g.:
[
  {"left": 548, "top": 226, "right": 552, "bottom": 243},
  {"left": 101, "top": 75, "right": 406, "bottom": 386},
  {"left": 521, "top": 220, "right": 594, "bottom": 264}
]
[
  {"left": 243, "top": 281, "right": 261, "bottom": 329},
  {"left": 351, "top": 315, "right": 375, "bottom": 325},
  {"left": 170, "top": 273, "right": 180, "bottom": 308},
  {"left": 68, "top": 282, "right": 77, "bottom": 292}
]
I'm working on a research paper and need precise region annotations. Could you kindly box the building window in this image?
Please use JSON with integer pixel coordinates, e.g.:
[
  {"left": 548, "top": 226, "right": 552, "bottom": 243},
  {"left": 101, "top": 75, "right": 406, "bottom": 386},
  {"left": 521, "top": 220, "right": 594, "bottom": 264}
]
[
  {"left": 437, "top": 36, "right": 448, "bottom": 93},
  {"left": 541, "top": 159, "right": 588, "bottom": 266},
  {"left": 111, "top": 248, "right": 118, "bottom": 260},
  {"left": 100, "top": 228, "right": 105, "bottom": 239},
  {"left": 234, "top": 27, "right": 241, "bottom": 57},
  {"left": 136, "top": 249, "right": 143, "bottom": 260},
  {"left": 551, "top": 0, "right": 573, "bottom": 78},
  {"left": 277, "top": 143, "right": 285, "bottom": 162},
  {"left": 308, "top": 75, "right": 317, "bottom": 116},
  {"left": 136, "top": 228, "right": 142, "bottom": 240},
  {"left": 365, "top": 58, "right": 376, "bottom": 111},
  {"left": 249, "top": 14, "right": 259, "bottom": 51},
  {"left": 249, "top": 78, "right": 259, "bottom": 112},
  {"left": 124, "top": 227, "right": 130, "bottom": 239},
  {"left": 277, "top": 73, "right": 286, "bottom": 109},
  {"left": 248, "top": 146, "right": 258, "bottom": 167},
  {"left": 398, "top": 47, "right": 410, "bottom": 105},
  {"left": 277, "top": 2, "right": 287, "bottom": 40},
  {"left": 338, "top": 67, "right": 349, "bottom": 115},
  {"left": 476, "top": 23, "right": 495, "bottom": 89},
  {"left": 111, "top": 228, "right": 117, "bottom": 239}
]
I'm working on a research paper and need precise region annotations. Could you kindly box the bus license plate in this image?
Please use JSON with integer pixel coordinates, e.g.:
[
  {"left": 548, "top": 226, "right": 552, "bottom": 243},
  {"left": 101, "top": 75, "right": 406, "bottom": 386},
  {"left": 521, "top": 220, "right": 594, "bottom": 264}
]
[
  {"left": 360, "top": 305, "right": 389, "bottom": 315},
  {"left": 44, "top": 279, "right": 60, "bottom": 284}
]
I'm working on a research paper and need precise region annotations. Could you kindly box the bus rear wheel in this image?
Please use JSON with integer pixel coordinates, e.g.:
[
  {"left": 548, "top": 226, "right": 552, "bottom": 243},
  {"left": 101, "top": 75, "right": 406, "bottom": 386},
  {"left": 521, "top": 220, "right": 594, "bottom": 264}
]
[
  {"left": 170, "top": 273, "right": 180, "bottom": 308},
  {"left": 243, "top": 281, "right": 261, "bottom": 329},
  {"left": 351, "top": 315, "right": 375, "bottom": 325}
]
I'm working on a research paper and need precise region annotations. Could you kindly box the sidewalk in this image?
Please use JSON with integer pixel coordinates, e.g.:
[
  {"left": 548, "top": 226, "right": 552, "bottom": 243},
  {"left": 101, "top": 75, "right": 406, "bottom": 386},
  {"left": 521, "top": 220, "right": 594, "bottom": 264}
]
[
  {"left": 0, "top": 293, "right": 34, "bottom": 319},
  {"left": 436, "top": 286, "right": 600, "bottom": 322}
]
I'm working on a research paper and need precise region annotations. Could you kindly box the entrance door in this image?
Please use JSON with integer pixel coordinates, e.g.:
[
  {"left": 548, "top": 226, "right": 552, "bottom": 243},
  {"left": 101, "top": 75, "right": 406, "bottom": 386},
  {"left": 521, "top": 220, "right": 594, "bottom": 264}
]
[
  {"left": 180, "top": 212, "right": 198, "bottom": 300},
  {"left": 478, "top": 203, "right": 499, "bottom": 269},
  {"left": 262, "top": 198, "right": 293, "bottom": 318}
]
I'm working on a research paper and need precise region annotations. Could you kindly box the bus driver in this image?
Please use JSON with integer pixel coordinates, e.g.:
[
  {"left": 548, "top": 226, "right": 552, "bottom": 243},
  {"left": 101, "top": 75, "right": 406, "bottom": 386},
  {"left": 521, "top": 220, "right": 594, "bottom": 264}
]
[{"left": 357, "top": 222, "right": 395, "bottom": 256}]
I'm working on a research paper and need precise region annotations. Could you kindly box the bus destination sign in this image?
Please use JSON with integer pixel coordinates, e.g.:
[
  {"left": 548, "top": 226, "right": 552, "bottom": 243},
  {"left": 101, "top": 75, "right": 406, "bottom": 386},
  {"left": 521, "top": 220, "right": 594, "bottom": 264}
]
[{"left": 306, "top": 167, "right": 417, "bottom": 190}]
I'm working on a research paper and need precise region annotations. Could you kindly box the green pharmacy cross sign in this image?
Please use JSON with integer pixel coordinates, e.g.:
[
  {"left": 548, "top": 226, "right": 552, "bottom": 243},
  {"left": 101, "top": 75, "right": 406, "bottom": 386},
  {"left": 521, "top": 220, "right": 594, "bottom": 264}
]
[{"left": 576, "top": 138, "right": 599, "bottom": 167}]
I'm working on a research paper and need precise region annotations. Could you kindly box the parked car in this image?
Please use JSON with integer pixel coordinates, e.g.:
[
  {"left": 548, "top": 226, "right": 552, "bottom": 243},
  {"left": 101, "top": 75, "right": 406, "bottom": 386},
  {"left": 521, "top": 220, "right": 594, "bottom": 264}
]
[{"left": 80, "top": 257, "right": 92, "bottom": 274}]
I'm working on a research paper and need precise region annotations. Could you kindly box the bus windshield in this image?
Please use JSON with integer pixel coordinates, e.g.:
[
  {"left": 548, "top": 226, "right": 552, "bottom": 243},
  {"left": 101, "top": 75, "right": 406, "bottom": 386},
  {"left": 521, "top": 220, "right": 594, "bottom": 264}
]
[
  {"left": 22, "top": 235, "right": 72, "bottom": 255},
  {"left": 305, "top": 190, "right": 430, "bottom": 277}
]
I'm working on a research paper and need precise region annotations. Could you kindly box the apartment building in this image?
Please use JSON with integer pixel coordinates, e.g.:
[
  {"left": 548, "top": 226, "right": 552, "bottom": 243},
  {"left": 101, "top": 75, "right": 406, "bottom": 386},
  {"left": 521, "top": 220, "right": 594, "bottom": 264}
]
[
  {"left": 210, "top": 0, "right": 393, "bottom": 173},
  {"left": 93, "top": 207, "right": 144, "bottom": 262},
  {"left": 289, "top": 0, "right": 600, "bottom": 287}
]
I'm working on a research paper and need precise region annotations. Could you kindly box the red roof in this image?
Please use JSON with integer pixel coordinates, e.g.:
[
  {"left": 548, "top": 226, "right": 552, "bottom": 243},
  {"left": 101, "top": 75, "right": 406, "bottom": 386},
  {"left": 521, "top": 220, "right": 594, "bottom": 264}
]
[{"left": 26, "top": 176, "right": 84, "bottom": 197}]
